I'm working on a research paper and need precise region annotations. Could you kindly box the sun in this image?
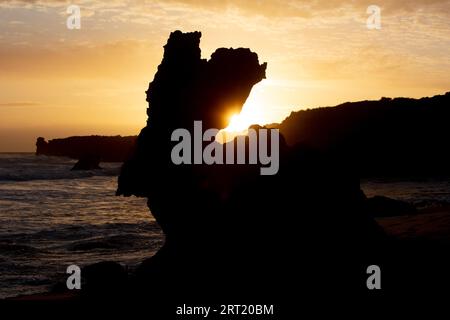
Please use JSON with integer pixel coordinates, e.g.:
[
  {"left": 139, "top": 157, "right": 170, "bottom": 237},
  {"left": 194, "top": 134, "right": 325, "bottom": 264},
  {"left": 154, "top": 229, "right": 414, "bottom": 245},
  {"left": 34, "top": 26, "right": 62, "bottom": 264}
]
[
  {"left": 216, "top": 113, "right": 250, "bottom": 143},
  {"left": 226, "top": 113, "right": 251, "bottom": 132},
  {"left": 218, "top": 82, "right": 268, "bottom": 143},
  {"left": 223, "top": 93, "right": 263, "bottom": 133}
]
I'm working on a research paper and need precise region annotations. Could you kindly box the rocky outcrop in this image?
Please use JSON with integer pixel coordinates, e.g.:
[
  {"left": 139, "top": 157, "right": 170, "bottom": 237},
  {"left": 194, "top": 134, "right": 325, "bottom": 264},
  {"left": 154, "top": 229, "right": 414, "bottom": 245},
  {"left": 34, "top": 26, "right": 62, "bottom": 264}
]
[
  {"left": 81, "top": 261, "right": 127, "bottom": 299},
  {"left": 36, "top": 135, "right": 136, "bottom": 162},
  {"left": 366, "top": 196, "right": 417, "bottom": 217},
  {"left": 116, "top": 30, "right": 385, "bottom": 305}
]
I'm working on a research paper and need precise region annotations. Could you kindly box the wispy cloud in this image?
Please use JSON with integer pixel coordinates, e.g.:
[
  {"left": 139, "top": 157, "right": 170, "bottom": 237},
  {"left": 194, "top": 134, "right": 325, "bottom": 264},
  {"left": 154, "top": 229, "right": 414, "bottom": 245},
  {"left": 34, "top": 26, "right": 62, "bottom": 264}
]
[{"left": 0, "top": 101, "right": 41, "bottom": 107}]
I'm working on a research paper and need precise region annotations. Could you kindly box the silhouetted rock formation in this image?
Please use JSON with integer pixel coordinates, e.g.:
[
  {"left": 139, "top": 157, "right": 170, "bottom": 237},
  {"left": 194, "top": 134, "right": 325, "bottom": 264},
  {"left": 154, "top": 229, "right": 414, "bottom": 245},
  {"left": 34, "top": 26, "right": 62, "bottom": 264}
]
[
  {"left": 278, "top": 92, "right": 450, "bottom": 177},
  {"left": 35, "top": 135, "right": 136, "bottom": 162},
  {"left": 115, "top": 30, "right": 385, "bottom": 308},
  {"left": 117, "top": 30, "right": 267, "bottom": 197},
  {"left": 71, "top": 154, "right": 101, "bottom": 171}
]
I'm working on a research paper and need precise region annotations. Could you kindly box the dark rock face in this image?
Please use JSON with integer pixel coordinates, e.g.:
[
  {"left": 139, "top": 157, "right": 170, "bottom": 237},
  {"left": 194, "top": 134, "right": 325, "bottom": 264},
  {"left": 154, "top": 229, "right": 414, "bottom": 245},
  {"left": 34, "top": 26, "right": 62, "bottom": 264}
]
[
  {"left": 81, "top": 262, "right": 127, "bottom": 299},
  {"left": 117, "top": 31, "right": 385, "bottom": 305},
  {"left": 366, "top": 196, "right": 417, "bottom": 217},
  {"left": 35, "top": 135, "right": 136, "bottom": 162},
  {"left": 147, "top": 31, "right": 267, "bottom": 131}
]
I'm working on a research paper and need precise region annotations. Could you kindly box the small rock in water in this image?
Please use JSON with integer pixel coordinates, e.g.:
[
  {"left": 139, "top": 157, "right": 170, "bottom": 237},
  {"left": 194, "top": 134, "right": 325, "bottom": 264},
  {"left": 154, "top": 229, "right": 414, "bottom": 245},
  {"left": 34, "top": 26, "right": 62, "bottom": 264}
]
[{"left": 71, "top": 154, "right": 102, "bottom": 171}]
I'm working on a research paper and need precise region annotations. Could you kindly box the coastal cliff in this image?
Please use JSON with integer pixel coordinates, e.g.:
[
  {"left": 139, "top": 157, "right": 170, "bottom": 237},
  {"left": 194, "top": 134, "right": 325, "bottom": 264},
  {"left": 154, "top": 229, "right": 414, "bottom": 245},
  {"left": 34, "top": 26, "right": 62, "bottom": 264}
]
[{"left": 279, "top": 92, "right": 450, "bottom": 177}]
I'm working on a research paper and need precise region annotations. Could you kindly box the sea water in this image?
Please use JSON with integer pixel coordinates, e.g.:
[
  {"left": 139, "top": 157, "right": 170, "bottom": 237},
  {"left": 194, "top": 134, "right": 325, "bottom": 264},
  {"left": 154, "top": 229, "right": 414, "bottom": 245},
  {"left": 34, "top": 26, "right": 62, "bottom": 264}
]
[{"left": 0, "top": 153, "right": 163, "bottom": 298}]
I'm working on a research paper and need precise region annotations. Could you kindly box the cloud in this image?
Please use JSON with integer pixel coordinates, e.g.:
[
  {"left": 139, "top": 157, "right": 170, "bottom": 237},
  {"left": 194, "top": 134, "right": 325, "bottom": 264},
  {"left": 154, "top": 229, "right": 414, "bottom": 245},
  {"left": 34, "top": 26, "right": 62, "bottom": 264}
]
[
  {"left": 0, "top": 39, "right": 160, "bottom": 79},
  {"left": 2, "top": 0, "right": 450, "bottom": 17},
  {"left": 0, "top": 101, "right": 41, "bottom": 107},
  {"left": 140, "top": 0, "right": 450, "bottom": 19}
]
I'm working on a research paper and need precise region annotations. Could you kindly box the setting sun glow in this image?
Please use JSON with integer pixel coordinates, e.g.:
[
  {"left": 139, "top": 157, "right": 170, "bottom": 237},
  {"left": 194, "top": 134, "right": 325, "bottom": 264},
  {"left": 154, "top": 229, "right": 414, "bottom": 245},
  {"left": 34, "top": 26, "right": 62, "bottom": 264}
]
[
  {"left": 226, "top": 114, "right": 250, "bottom": 132},
  {"left": 1, "top": 1, "right": 449, "bottom": 152},
  {"left": 219, "top": 85, "right": 270, "bottom": 143},
  {"left": 223, "top": 84, "right": 268, "bottom": 135}
]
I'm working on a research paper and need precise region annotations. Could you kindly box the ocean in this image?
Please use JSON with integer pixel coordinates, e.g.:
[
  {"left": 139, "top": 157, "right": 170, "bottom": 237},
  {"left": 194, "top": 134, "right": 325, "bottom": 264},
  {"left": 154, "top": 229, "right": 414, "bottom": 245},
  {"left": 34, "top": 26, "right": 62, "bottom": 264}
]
[
  {"left": 0, "top": 153, "right": 163, "bottom": 299},
  {"left": 362, "top": 177, "right": 450, "bottom": 209},
  {"left": 0, "top": 153, "right": 449, "bottom": 299}
]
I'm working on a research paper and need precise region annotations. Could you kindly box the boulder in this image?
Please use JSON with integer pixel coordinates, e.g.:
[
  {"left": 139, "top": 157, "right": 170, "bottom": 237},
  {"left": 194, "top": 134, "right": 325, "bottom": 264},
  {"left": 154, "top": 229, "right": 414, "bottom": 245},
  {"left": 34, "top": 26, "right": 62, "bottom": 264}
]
[{"left": 71, "top": 154, "right": 101, "bottom": 171}]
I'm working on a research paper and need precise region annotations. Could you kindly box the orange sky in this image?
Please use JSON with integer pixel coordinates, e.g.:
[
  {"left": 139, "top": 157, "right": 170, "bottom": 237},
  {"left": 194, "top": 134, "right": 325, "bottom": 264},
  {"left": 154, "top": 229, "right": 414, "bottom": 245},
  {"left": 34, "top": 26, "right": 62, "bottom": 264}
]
[{"left": 1, "top": 0, "right": 449, "bottom": 151}]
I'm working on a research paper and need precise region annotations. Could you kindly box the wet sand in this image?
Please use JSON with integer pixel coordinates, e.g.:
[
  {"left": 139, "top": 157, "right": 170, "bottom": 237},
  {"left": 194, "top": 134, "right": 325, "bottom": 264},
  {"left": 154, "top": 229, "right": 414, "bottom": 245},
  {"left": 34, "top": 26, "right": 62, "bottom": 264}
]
[{"left": 377, "top": 205, "right": 450, "bottom": 244}]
